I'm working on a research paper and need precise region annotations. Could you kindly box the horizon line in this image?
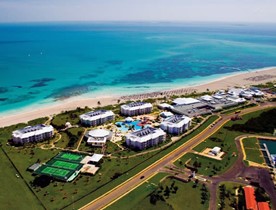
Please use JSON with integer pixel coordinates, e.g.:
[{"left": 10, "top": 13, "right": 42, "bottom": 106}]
[{"left": 0, "top": 19, "right": 276, "bottom": 25}]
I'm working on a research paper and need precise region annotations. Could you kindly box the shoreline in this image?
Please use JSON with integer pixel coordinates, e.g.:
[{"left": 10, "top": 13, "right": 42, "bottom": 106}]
[{"left": 0, "top": 67, "right": 275, "bottom": 128}]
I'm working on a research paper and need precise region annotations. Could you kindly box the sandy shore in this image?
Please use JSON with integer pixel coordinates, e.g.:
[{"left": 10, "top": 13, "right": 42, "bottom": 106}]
[{"left": 0, "top": 67, "right": 275, "bottom": 128}]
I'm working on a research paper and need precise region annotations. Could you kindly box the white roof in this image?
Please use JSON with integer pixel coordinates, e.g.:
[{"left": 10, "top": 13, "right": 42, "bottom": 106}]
[
  {"left": 213, "top": 95, "right": 224, "bottom": 99},
  {"left": 125, "top": 117, "right": 134, "bottom": 122},
  {"left": 121, "top": 102, "right": 152, "bottom": 111},
  {"left": 80, "top": 110, "right": 114, "bottom": 122},
  {"left": 12, "top": 124, "right": 54, "bottom": 139},
  {"left": 87, "top": 129, "right": 110, "bottom": 138},
  {"left": 90, "top": 154, "right": 104, "bottom": 162},
  {"left": 160, "top": 112, "right": 174, "bottom": 118},
  {"left": 173, "top": 97, "right": 200, "bottom": 105},
  {"left": 211, "top": 146, "right": 221, "bottom": 153},
  {"left": 226, "top": 97, "right": 246, "bottom": 103},
  {"left": 158, "top": 103, "right": 173, "bottom": 108},
  {"left": 201, "top": 95, "right": 213, "bottom": 101},
  {"left": 228, "top": 88, "right": 243, "bottom": 96}
]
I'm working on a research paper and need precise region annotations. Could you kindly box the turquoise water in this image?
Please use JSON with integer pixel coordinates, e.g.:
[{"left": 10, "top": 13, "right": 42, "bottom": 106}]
[
  {"left": 260, "top": 139, "right": 276, "bottom": 154},
  {"left": 1, "top": 22, "right": 276, "bottom": 113},
  {"left": 116, "top": 120, "right": 147, "bottom": 132}
]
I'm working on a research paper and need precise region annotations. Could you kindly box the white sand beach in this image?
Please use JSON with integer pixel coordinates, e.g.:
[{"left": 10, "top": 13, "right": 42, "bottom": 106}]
[{"left": 0, "top": 67, "right": 275, "bottom": 128}]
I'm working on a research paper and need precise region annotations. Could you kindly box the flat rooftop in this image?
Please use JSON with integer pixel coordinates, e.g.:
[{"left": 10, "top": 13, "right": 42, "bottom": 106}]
[
  {"left": 16, "top": 124, "right": 47, "bottom": 134},
  {"left": 131, "top": 127, "right": 157, "bottom": 137},
  {"left": 83, "top": 110, "right": 109, "bottom": 117}
]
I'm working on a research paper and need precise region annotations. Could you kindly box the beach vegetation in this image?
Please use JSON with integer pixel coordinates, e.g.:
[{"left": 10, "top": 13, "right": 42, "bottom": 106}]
[{"left": 51, "top": 107, "right": 91, "bottom": 129}]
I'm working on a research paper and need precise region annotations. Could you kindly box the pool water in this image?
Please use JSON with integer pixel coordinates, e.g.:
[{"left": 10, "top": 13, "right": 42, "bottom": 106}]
[{"left": 116, "top": 120, "right": 147, "bottom": 132}]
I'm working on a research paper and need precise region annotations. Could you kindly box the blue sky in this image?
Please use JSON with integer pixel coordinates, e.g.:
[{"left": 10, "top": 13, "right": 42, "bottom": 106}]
[{"left": 0, "top": 0, "right": 275, "bottom": 23}]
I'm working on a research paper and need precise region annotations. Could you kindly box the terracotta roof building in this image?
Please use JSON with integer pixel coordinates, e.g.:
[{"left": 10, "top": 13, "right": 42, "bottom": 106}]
[
  {"left": 257, "top": 202, "right": 270, "bottom": 210},
  {"left": 243, "top": 186, "right": 258, "bottom": 210}
]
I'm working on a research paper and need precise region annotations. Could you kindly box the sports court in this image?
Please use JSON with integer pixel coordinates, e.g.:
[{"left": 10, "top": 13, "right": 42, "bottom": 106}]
[
  {"left": 51, "top": 160, "right": 80, "bottom": 170},
  {"left": 35, "top": 152, "right": 85, "bottom": 181},
  {"left": 55, "top": 152, "right": 84, "bottom": 162},
  {"left": 42, "top": 166, "right": 70, "bottom": 177}
]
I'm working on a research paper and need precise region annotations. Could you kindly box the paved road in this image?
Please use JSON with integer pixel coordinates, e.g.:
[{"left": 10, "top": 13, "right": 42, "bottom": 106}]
[
  {"left": 81, "top": 103, "right": 275, "bottom": 210},
  {"left": 208, "top": 134, "right": 276, "bottom": 210}
]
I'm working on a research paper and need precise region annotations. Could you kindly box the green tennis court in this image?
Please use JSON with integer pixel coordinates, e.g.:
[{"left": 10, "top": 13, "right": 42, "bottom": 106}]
[
  {"left": 58, "top": 153, "right": 83, "bottom": 161},
  {"left": 41, "top": 166, "right": 70, "bottom": 178},
  {"left": 52, "top": 160, "right": 79, "bottom": 170}
]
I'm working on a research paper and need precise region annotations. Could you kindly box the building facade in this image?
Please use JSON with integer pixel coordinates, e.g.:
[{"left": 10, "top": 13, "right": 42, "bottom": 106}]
[
  {"left": 85, "top": 129, "right": 112, "bottom": 147},
  {"left": 126, "top": 127, "right": 166, "bottom": 150},
  {"left": 80, "top": 110, "right": 115, "bottom": 126},
  {"left": 160, "top": 115, "right": 191, "bottom": 135},
  {"left": 120, "top": 102, "right": 152, "bottom": 116},
  {"left": 12, "top": 124, "right": 54, "bottom": 145}
]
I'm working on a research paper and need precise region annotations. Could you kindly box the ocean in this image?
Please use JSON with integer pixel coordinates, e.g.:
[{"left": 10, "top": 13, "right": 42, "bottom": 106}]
[{"left": 1, "top": 22, "right": 276, "bottom": 114}]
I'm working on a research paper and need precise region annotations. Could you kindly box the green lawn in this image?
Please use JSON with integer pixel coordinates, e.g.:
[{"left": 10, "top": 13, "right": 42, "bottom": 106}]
[
  {"left": 107, "top": 175, "right": 209, "bottom": 210},
  {"left": 242, "top": 137, "right": 260, "bottom": 149},
  {"left": 242, "top": 138, "right": 265, "bottom": 164},
  {"left": 106, "top": 173, "right": 169, "bottom": 210},
  {"left": 0, "top": 148, "right": 44, "bottom": 210}
]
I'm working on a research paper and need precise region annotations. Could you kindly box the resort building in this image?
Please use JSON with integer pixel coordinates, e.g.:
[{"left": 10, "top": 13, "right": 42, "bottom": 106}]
[
  {"left": 126, "top": 127, "right": 166, "bottom": 150},
  {"left": 120, "top": 102, "right": 152, "bottom": 116},
  {"left": 160, "top": 115, "right": 191, "bottom": 135},
  {"left": 85, "top": 129, "right": 112, "bottom": 147},
  {"left": 80, "top": 110, "right": 115, "bottom": 126},
  {"left": 12, "top": 124, "right": 54, "bottom": 145},
  {"left": 172, "top": 97, "right": 200, "bottom": 106}
]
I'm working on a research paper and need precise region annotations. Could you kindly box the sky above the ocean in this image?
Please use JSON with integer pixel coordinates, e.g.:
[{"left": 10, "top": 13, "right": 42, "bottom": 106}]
[{"left": 0, "top": 0, "right": 276, "bottom": 23}]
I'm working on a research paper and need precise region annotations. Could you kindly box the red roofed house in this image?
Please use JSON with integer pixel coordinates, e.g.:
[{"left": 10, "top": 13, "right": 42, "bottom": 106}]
[
  {"left": 244, "top": 186, "right": 258, "bottom": 210},
  {"left": 257, "top": 202, "right": 270, "bottom": 210}
]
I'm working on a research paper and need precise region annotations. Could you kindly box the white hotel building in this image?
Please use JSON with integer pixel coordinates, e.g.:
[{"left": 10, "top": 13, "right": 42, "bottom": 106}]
[
  {"left": 160, "top": 115, "right": 191, "bottom": 135},
  {"left": 126, "top": 127, "right": 166, "bottom": 150},
  {"left": 80, "top": 110, "right": 115, "bottom": 126},
  {"left": 120, "top": 102, "right": 152, "bottom": 116},
  {"left": 12, "top": 124, "right": 54, "bottom": 145}
]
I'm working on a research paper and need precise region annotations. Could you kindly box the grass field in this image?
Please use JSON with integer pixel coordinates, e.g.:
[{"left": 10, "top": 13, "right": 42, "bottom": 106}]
[
  {"left": 242, "top": 137, "right": 265, "bottom": 164},
  {"left": 0, "top": 148, "right": 44, "bottom": 210},
  {"left": 107, "top": 174, "right": 209, "bottom": 210},
  {"left": 106, "top": 173, "right": 168, "bottom": 210}
]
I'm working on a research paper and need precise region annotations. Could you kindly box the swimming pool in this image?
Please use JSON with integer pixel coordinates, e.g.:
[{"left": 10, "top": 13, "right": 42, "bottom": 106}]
[{"left": 116, "top": 120, "right": 147, "bottom": 132}]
